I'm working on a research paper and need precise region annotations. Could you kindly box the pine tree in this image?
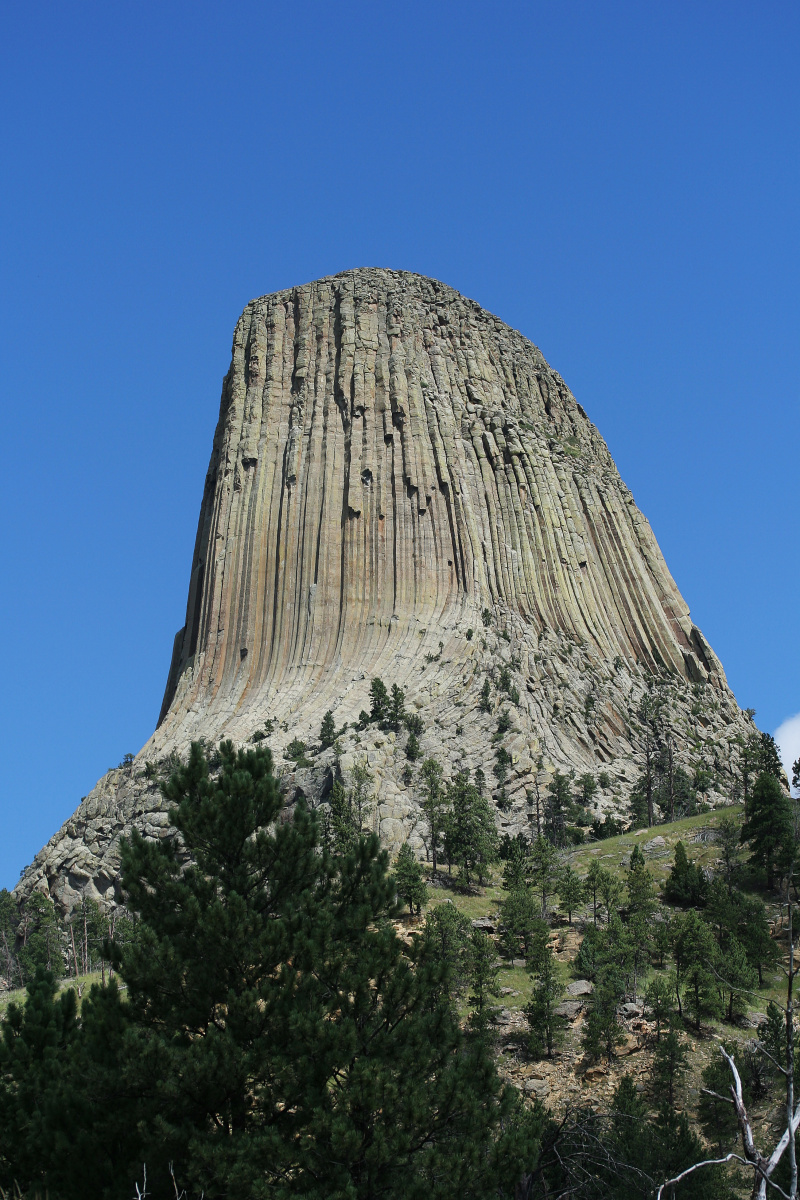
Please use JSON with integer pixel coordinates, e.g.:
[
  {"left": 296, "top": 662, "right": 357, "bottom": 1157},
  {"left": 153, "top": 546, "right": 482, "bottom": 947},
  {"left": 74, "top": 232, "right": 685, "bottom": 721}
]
[
  {"left": 649, "top": 1027, "right": 688, "bottom": 1109},
  {"left": 741, "top": 771, "right": 794, "bottom": 888},
  {"left": 387, "top": 683, "right": 407, "bottom": 731},
  {"left": 670, "top": 908, "right": 720, "bottom": 1029},
  {"left": 584, "top": 858, "right": 604, "bottom": 925},
  {"left": 110, "top": 740, "right": 539, "bottom": 1198},
  {"left": 557, "top": 865, "right": 585, "bottom": 924},
  {"left": 319, "top": 709, "right": 337, "bottom": 749},
  {"left": 626, "top": 844, "right": 657, "bottom": 917},
  {"left": 420, "top": 904, "right": 472, "bottom": 1001},
  {"left": 467, "top": 929, "right": 500, "bottom": 1031},
  {"left": 645, "top": 974, "right": 674, "bottom": 1040},
  {"left": 500, "top": 885, "right": 548, "bottom": 965},
  {"left": 369, "top": 676, "right": 389, "bottom": 723},
  {"left": 418, "top": 757, "right": 447, "bottom": 874},
  {"left": 394, "top": 843, "right": 428, "bottom": 914},
  {"left": 528, "top": 835, "right": 560, "bottom": 918},
  {"left": 717, "top": 935, "right": 757, "bottom": 1023},
  {"left": 525, "top": 946, "right": 565, "bottom": 1059},
  {"left": 478, "top": 677, "right": 492, "bottom": 714},
  {"left": 663, "top": 840, "right": 706, "bottom": 906},
  {"left": 444, "top": 771, "right": 499, "bottom": 886}
]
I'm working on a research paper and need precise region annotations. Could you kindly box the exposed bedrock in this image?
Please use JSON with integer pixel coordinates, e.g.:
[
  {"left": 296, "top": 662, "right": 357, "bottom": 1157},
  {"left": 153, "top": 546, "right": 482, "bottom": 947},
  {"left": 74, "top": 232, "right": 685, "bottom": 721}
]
[{"left": 19, "top": 269, "right": 753, "bottom": 910}]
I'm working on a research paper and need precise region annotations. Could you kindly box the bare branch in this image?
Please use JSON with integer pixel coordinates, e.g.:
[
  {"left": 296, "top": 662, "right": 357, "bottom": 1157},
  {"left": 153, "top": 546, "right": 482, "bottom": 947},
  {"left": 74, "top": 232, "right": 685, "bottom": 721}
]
[{"left": 656, "top": 1153, "right": 753, "bottom": 1200}]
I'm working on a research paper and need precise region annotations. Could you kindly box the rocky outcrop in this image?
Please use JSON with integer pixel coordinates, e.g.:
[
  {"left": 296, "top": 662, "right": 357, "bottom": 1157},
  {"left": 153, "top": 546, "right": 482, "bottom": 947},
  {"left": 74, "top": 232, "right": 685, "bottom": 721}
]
[{"left": 18, "top": 269, "right": 754, "bottom": 910}]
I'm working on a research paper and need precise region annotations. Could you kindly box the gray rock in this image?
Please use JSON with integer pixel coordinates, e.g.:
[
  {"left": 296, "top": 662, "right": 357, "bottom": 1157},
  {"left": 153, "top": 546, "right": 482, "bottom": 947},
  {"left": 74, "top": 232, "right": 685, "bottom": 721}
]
[
  {"left": 566, "top": 979, "right": 594, "bottom": 997},
  {"left": 15, "top": 268, "right": 758, "bottom": 913},
  {"left": 554, "top": 1000, "right": 583, "bottom": 1020}
]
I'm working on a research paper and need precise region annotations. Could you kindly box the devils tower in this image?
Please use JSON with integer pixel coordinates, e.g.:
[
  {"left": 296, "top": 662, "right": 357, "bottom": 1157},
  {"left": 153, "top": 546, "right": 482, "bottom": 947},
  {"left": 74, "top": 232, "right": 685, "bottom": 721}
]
[{"left": 19, "top": 269, "right": 753, "bottom": 909}]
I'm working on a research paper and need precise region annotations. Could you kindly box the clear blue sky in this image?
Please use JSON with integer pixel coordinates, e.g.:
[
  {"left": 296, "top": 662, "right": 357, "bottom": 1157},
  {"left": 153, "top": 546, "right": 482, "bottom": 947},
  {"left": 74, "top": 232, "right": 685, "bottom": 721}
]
[{"left": 1, "top": 1, "right": 797, "bottom": 888}]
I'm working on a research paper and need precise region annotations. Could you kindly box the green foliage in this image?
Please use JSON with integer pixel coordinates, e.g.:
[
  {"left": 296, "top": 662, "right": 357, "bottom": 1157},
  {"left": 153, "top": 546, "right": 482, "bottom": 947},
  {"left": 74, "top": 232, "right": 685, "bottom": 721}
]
[
  {"left": 494, "top": 709, "right": 513, "bottom": 740},
  {"left": 418, "top": 757, "right": 448, "bottom": 874},
  {"left": 670, "top": 908, "right": 720, "bottom": 1029},
  {"left": 319, "top": 709, "right": 336, "bottom": 749},
  {"left": 644, "top": 974, "right": 674, "bottom": 1040},
  {"left": 284, "top": 737, "right": 312, "bottom": 767},
  {"left": 557, "top": 865, "right": 584, "bottom": 924},
  {"left": 698, "top": 1042, "right": 751, "bottom": 1152},
  {"left": 500, "top": 885, "right": 548, "bottom": 965},
  {"left": 741, "top": 770, "right": 794, "bottom": 887},
  {"left": 525, "top": 947, "right": 565, "bottom": 1059},
  {"left": 528, "top": 836, "right": 560, "bottom": 918},
  {"left": 0, "top": 739, "right": 543, "bottom": 1200},
  {"left": 467, "top": 928, "right": 500, "bottom": 1029},
  {"left": 758, "top": 731, "right": 785, "bottom": 780},
  {"left": 478, "top": 677, "right": 492, "bottom": 714},
  {"left": 443, "top": 772, "right": 499, "bottom": 886},
  {"left": 16, "top": 892, "right": 64, "bottom": 983},
  {"left": 420, "top": 904, "right": 472, "bottom": 1001},
  {"left": 493, "top": 745, "right": 512, "bottom": 788},
  {"left": 404, "top": 711, "right": 424, "bottom": 736},
  {"left": 649, "top": 1026, "right": 688, "bottom": 1108},
  {"left": 715, "top": 934, "right": 757, "bottom": 1022},
  {"left": 481, "top": 607, "right": 493, "bottom": 627},
  {"left": 626, "top": 844, "right": 656, "bottom": 917},
  {"left": 544, "top": 771, "right": 571, "bottom": 844},
  {"left": 575, "top": 773, "right": 597, "bottom": 806},
  {"left": 386, "top": 683, "right": 407, "bottom": 731},
  {"left": 598, "top": 770, "right": 612, "bottom": 789},
  {"left": 369, "top": 676, "right": 390, "bottom": 723},
  {"left": 715, "top": 814, "right": 742, "bottom": 892},
  {"left": 393, "top": 843, "right": 428, "bottom": 914},
  {"left": 465, "top": 627, "right": 473, "bottom": 640},
  {"left": 582, "top": 968, "right": 625, "bottom": 1062},
  {"left": 405, "top": 731, "right": 421, "bottom": 761},
  {"left": 663, "top": 841, "right": 707, "bottom": 906},
  {"left": 584, "top": 859, "right": 605, "bottom": 925}
]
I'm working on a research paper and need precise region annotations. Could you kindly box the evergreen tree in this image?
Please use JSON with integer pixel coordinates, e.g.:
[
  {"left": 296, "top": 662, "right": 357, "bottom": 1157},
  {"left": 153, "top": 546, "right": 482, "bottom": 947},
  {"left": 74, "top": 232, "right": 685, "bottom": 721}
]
[
  {"left": 405, "top": 731, "right": 421, "bottom": 761},
  {"left": 328, "top": 777, "right": 357, "bottom": 855},
  {"left": 16, "top": 892, "right": 64, "bottom": 982},
  {"left": 443, "top": 772, "right": 499, "bottom": 886},
  {"left": 320, "top": 709, "right": 337, "bottom": 750},
  {"left": 644, "top": 974, "right": 674, "bottom": 1040},
  {"left": 418, "top": 757, "right": 447, "bottom": 874},
  {"left": 671, "top": 908, "right": 720, "bottom": 1029},
  {"left": 741, "top": 771, "right": 794, "bottom": 888},
  {"left": 501, "top": 834, "right": 529, "bottom": 891},
  {"left": 393, "top": 844, "right": 427, "bottom": 914},
  {"left": 420, "top": 904, "right": 472, "bottom": 1002},
  {"left": 369, "top": 676, "right": 389, "bottom": 723},
  {"left": 545, "top": 771, "right": 571, "bottom": 843},
  {"left": 584, "top": 858, "right": 604, "bottom": 925},
  {"left": 528, "top": 835, "right": 560, "bottom": 918},
  {"left": 716, "top": 814, "right": 742, "bottom": 893},
  {"left": 387, "top": 683, "right": 407, "bottom": 731},
  {"left": 478, "top": 677, "right": 492, "bottom": 714},
  {"left": 113, "top": 741, "right": 538, "bottom": 1197},
  {"left": 525, "top": 946, "right": 565, "bottom": 1059},
  {"left": 599, "top": 868, "right": 624, "bottom": 924},
  {"left": 500, "top": 885, "right": 548, "bottom": 965},
  {"left": 663, "top": 841, "right": 706, "bottom": 906},
  {"left": 759, "top": 731, "right": 785, "bottom": 780},
  {"left": 649, "top": 1026, "right": 688, "bottom": 1109},
  {"left": 716, "top": 934, "right": 757, "bottom": 1022},
  {"left": 557, "top": 865, "right": 584, "bottom": 924},
  {"left": 582, "top": 968, "right": 625, "bottom": 1062},
  {"left": 626, "top": 844, "right": 657, "bottom": 917},
  {"left": 467, "top": 929, "right": 501, "bottom": 1031}
]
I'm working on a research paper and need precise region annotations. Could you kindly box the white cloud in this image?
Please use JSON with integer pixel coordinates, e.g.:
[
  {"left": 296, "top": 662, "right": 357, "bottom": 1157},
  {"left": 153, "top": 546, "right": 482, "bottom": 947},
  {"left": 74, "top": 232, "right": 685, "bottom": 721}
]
[{"left": 775, "top": 713, "right": 800, "bottom": 796}]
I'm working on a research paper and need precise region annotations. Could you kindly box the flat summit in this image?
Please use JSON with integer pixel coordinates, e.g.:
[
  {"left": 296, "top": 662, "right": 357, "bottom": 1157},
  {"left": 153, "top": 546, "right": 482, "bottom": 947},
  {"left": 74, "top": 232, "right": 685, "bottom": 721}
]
[{"left": 19, "top": 269, "right": 752, "bottom": 908}]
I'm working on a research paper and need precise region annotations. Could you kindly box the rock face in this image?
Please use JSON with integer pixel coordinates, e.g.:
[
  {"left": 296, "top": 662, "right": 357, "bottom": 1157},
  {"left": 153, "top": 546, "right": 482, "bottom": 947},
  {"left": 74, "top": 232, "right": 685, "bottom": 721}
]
[{"left": 18, "top": 269, "right": 753, "bottom": 910}]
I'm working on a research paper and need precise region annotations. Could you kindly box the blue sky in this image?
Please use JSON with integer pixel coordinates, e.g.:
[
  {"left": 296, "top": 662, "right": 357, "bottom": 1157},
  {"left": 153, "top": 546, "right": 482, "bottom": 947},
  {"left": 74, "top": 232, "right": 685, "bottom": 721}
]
[{"left": 1, "top": 1, "right": 797, "bottom": 887}]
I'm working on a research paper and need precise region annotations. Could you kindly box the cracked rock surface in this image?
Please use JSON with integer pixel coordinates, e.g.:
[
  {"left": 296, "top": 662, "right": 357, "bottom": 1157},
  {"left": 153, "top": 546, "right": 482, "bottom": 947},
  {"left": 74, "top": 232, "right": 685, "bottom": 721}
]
[{"left": 17, "top": 269, "right": 753, "bottom": 911}]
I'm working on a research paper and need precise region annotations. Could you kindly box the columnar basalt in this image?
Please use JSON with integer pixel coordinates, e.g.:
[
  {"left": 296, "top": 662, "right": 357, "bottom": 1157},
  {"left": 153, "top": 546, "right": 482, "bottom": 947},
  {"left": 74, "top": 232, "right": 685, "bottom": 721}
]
[{"left": 19, "top": 269, "right": 754, "bottom": 910}]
